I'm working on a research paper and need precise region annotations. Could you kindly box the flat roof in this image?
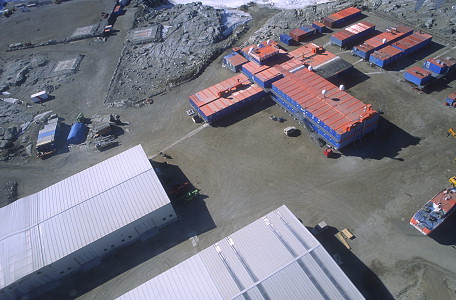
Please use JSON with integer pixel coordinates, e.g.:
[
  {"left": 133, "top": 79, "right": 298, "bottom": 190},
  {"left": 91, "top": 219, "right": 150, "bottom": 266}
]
[
  {"left": 405, "top": 66, "right": 431, "bottom": 79},
  {"left": 353, "top": 25, "right": 413, "bottom": 52},
  {"left": 116, "top": 205, "right": 365, "bottom": 300},
  {"left": 0, "top": 145, "right": 172, "bottom": 289},
  {"left": 272, "top": 68, "right": 376, "bottom": 135},
  {"left": 189, "top": 74, "right": 265, "bottom": 118}
]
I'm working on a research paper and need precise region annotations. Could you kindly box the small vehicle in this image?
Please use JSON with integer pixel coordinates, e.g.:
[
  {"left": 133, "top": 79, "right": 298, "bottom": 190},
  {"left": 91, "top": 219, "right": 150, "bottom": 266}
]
[
  {"left": 178, "top": 189, "right": 200, "bottom": 202},
  {"left": 269, "top": 115, "right": 277, "bottom": 121},
  {"left": 168, "top": 182, "right": 190, "bottom": 197},
  {"left": 449, "top": 177, "right": 456, "bottom": 187},
  {"left": 284, "top": 126, "right": 297, "bottom": 136},
  {"left": 323, "top": 148, "right": 334, "bottom": 158}
]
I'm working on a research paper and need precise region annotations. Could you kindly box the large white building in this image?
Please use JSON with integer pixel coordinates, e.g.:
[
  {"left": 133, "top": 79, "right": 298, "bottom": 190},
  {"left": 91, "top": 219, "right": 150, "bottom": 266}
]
[
  {"left": 117, "top": 205, "right": 364, "bottom": 300},
  {"left": 0, "top": 145, "right": 177, "bottom": 299}
]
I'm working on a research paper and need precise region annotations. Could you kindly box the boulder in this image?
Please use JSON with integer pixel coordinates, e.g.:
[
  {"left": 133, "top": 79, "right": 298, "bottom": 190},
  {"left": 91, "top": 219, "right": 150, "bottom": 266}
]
[{"left": 0, "top": 140, "right": 14, "bottom": 149}]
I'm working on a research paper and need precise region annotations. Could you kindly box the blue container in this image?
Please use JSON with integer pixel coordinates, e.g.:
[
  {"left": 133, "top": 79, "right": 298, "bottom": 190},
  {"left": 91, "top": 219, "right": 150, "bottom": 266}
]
[
  {"left": 424, "top": 60, "right": 448, "bottom": 74},
  {"left": 300, "top": 25, "right": 317, "bottom": 35},
  {"left": 67, "top": 123, "right": 87, "bottom": 144},
  {"left": 404, "top": 71, "right": 431, "bottom": 86},
  {"left": 280, "top": 34, "right": 295, "bottom": 46},
  {"left": 312, "top": 23, "right": 324, "bottom": 33}
]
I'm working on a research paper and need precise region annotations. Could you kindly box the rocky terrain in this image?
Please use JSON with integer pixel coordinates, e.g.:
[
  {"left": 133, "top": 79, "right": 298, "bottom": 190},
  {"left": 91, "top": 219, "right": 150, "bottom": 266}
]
[
  {"left": 244, "top": 0, "right": 456, "bottom": 46},
  {"left": 107, "top": 2, "right": 250, "bottom": 106}
]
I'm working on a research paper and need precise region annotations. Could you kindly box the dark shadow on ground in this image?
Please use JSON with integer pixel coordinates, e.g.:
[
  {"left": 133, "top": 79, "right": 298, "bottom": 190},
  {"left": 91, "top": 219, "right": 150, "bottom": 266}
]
[
  {"left": 150, "top": 161, "right": 216, "bottom": 236},
  {"left": 385, "top": 41, "right": 445, "bottom": 72},
  {"left": 340, "top": 117, "right": 421, "bottom": 160},
  {"left": 429, "top": 212, "right": 456, "bottom": 245},
  {"left": 312, "top": 225, "right": 394, "bottom": 300},
  {"left": 211, "top": 96, "right": 275, "bottom": 127},
  {"left": 37, "top": 161, "right": 215, "bottom": 299},
  {"left": 423, "top": 71, "right": 456, "bottom": 93},
  {"left": 335, "top": 67, "right": 371, "bottom": 89},
  {"left": 53, "top": 122, "right": 70, "bottom": 156}
]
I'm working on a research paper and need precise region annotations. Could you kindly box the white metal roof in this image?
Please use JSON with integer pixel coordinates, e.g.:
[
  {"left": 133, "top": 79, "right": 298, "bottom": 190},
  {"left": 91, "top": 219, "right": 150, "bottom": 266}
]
[
  {"left": 0, "top": 145, "right": 171, "bottom": 289},
  {"left": 117, "top": 205, "right": 365, "bottom": 300}
]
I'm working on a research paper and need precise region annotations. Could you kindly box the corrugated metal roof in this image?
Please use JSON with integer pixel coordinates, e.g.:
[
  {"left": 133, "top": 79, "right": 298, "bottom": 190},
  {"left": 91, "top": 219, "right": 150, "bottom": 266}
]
[
  {"left": 0, "top": 145, "right": 172, "bottom": 289},
  {"left": 272, "top": 68, "right": 376, "bottom": 134},
  {"left": 353, "top": 26, "right": 413, "bottom": 53},
  {"left": 289, "top": 43, "right": 337, "bottom": 69},
  {"left": 392, "top": 32, "right": 432, "bottom": 51},
  {"left": 405, "top": 66, "right": 431, "bottom": 79},
  {"left": 325, "top": 7, "right": 361, "bottom": 22},
  {"left": 189, "top": 74, "right": 265, "bottom": 118},
  {"left": 116, "top": 206, "right": 365, "bottom": 300},
  {"left": 226, "top": 53, "right": 248, "bottom": 67}
]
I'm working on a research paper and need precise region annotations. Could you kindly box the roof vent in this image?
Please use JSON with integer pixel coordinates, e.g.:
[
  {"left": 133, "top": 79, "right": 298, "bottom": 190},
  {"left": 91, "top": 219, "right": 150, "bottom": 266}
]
[
  {"left": 308, "top": 65, "right": 313, "bottom": 71},
  {"left": 339, "top": 84, "right": 345, "bottom": 91},
  {"left": 321, "top": 89, "right": 327, "bottom": 98},
  {"left": 382, "top": 38, "right": 387, "bottom": 44}
]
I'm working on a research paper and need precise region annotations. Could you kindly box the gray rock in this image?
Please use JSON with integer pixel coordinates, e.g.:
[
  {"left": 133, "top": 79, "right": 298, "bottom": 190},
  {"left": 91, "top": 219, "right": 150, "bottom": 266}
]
[
  {"left": 424, "top": 18, "right": 435, "bottom": 28},
  {"left": 25, "top": 144, "right": 33, "bottom": 156},
  {"left": 3, "top": 126, "right": 17, "bottom": 141},
  {"left": 0, "top": 128, "right": 4, "bottom": 136},
  {"left": 0, "top": 140, "right": 14, "bottom": 149}
]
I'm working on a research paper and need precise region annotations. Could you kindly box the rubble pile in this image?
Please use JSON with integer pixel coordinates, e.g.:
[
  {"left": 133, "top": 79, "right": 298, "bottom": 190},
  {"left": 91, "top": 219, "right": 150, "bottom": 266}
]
[
  {"left": 107, "top": 2, "right": 248, "bottom": 105},
  {"left": 0, "top": 101, "right": 36, "bottom": 161}
]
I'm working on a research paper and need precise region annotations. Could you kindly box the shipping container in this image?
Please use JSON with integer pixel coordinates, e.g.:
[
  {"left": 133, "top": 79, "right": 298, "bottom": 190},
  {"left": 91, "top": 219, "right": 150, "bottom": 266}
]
[
  {"left": 444, "top": 92, "right": 456, "bottom": 107},
  {"left": 352, "top": 25, "right": 413, "bottom": 60},
  {"left": 312, "top": 21, "right": 326, "bottom": 33},
  {"left": 404, "top": 66, "right": 432, "bottom": 86},
  {"left": 280, "top": 34, "right": 295, "bottom": 46},
  {"left": 223, "top": 52, "right": 248, "bottom": 72},
  {"left": 323, "top": 7, "right": 362, "bottom": 28},
  {"left": 36, "top": 118, "right": 60, "bottom": 155},
  {"left": 424, "top": 57, "right": 456, "bottom": 74},
  {"left": 330, "top": 21, "right": 375, "bottom": 48},
  {"left": 253, "top": 67, "right": 284, "bottom": 89},
  {"left": 270, "top": 68, "right": 378, "bottom": 149},
  {"left": 391, "top": 32, "right": 432, "bottom": 55},
  {"left": 290, "top": 28, "right": 307, "bottom": 42},
  {"left": 369, "top": 46, "right": 403, "bottom": 68},
  {"left": 188, "top": 74, "right": 266, "bottom": 123}
]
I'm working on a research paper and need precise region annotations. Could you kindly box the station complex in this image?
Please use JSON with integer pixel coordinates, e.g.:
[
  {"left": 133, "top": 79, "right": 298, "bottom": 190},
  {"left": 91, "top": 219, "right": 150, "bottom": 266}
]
[{"left": 190, "top": 40, "right": 379, "bottom": 149}]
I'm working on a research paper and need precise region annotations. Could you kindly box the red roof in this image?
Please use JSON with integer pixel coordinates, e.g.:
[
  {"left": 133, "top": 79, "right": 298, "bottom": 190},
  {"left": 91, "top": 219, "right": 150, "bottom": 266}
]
[
  {"left": 249, "top": 45, "right": 279, "bottom": 62},
  {"left": 272, "top": 68, "right": 376, "bottom": 134},
  {"left": 327, "top": 7, "right": 361, "bottom": 21},
  {"left": 312, "top": 21, "right": 326, "bottom": 28},
  {"left": 241, "top": 40, "right": 278, "bottom": 55},
  {"left": 189, "top": 74, "right": 264, "bottom": 117},
  {"left": 428, "top": 57, "right": 456, "bottom": 68},
  {"left": 371, "top": 46, "right": 402, "bottom": 61},
  {"left": 353, "top": 25, "right": 413, "bottom": 53},
  {"left": 289, "top": 43, "right": 337, "bottom": 68},
  {"left": 255, "top": 67, "right": 283, "bottom": 82},
  {"left": 226, "top": 53, "right": 248, "bottom": 67},
  {"left": 332, "top": 21, "right": 374, "bottom": 41},
  {"left": 406, "top": 66, "right": 431, "bottom": 79},
  {"left": 392, "top": 32, "right": 432, "bottom": 50}
]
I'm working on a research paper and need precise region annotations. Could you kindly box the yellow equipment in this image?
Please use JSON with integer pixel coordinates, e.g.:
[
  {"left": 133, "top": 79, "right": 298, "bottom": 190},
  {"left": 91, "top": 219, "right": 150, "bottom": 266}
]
[
  {"left": 449, "top": 177, "right": 456, "bottom": 187},
  {"left": 448, "top": 128, "right": 456, "bottom": 138}
]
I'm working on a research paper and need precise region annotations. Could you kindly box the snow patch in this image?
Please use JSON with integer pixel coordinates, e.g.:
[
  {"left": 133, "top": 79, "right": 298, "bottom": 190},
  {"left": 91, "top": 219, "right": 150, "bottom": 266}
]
[
  {"left": 171, "top": 0, "right": 334, "bottom": 9},
  {"left": 221, "top": 9, "right": 252, "bottom": 36}
]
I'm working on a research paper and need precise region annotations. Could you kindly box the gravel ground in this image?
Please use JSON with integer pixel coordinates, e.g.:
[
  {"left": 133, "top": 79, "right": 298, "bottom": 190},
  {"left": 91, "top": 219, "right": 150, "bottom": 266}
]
[{"left": 0, "top": 1, "right": 456, "bottom": 300}]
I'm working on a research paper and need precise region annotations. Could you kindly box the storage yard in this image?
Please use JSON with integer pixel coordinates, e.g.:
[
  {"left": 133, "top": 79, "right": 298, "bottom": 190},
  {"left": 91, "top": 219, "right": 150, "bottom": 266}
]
[{"left": 1, "top": 0, "right": 456, "bottom": 299}]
